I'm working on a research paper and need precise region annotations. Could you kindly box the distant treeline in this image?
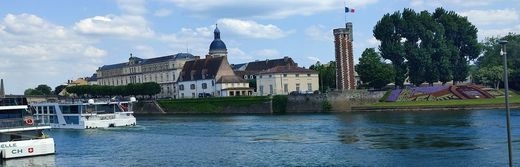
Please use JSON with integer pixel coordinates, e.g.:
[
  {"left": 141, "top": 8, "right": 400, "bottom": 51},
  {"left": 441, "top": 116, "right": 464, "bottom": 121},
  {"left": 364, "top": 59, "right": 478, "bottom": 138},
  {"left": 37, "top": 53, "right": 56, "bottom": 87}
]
[{"left": 66, "top": 82, "right": 161, "bottom": 97}]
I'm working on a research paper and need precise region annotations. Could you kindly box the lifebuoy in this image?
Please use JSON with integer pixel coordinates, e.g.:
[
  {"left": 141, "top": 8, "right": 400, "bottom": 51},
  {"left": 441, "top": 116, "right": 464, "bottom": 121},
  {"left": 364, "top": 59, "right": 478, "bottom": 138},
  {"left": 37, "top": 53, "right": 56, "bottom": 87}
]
[{"left": 24, "top": 117, "right": 34, "bottom": 125}]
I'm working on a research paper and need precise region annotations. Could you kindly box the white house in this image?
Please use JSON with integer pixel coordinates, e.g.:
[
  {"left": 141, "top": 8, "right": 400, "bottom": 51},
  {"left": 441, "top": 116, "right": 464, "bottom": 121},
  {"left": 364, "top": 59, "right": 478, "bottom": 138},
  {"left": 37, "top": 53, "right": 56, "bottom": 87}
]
[{"left": 256, "top": 65, "right": 319, "bottom": 96}]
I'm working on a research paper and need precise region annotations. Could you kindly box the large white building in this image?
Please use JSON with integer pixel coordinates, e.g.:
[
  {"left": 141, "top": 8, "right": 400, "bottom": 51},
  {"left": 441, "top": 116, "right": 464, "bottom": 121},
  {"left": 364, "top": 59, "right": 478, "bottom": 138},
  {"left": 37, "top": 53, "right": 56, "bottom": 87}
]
[
  {"left": 256, "top": 65, "right": 319, "bottom": 96},
  {"left": 96, "top": 53, "right": 197, "bottom": 98}
]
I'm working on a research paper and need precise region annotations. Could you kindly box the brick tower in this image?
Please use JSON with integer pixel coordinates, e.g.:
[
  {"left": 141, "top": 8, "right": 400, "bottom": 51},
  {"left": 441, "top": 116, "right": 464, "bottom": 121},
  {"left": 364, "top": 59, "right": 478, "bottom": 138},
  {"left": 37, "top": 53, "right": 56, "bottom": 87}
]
[{"left": 333, "top": 22, "right": 355, "bottom": 91}]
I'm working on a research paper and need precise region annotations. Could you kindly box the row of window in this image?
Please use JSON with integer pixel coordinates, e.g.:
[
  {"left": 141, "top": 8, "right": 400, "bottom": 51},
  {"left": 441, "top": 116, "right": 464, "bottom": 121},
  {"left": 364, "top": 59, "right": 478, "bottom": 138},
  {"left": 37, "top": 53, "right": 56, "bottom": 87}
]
[
  {"left": 100, "top": 72, "right": 177, "bottom": 86},
  {"left": 257, "top": 73, "right": 312, "bottom": 79},
  {"left": 259, "top": 83, "right": 313, "bottom": 94},
  {"left": 179, "top": 82, "right": 213, "bottom": 90}
]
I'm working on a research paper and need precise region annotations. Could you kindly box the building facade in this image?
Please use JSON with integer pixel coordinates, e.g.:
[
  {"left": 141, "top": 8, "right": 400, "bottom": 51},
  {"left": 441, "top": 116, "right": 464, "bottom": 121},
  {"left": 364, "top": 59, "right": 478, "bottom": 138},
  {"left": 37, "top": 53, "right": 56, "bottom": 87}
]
[
  {"left": 333, "top": 22, "right": 356, "bottom": 91},
  {"left": 256, "top": 65, "right": 319, "bottom": 96},
  {"left": 176, "top": 26, "right": 252, "bottom": 99},
  {"left": 96, "top": 53, "right": 197, "bottom": 98}
]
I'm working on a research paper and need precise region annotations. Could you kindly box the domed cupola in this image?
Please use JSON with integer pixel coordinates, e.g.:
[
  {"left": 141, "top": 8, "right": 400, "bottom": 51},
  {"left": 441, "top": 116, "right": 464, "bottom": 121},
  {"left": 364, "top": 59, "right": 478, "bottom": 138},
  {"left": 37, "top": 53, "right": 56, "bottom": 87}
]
[{"left": 208, "top": 24, "right": 228, "bottom": 56}]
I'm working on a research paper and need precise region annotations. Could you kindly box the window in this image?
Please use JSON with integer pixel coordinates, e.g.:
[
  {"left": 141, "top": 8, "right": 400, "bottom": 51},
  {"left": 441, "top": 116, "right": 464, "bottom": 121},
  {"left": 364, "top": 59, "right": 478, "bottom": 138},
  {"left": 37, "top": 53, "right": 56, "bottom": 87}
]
[
  {"left": 307, "top": 83, "right": 312, "bottom": 91},
  {"left": 259, "top": 75, "right": 262, "bottom": 78},
  {"left": 269, "top": 75, "right": 272, "bottom": 78},
  {"left": 259, "top": 86, "right": 264, "bottom": 95},
  {"left": 283, "top": 74, "right": 287, "bottom": 77},
  {"left": 190, "top": 84, "right": 195, "bottom": 90},
  {"left": 296, "top": 83, "right": 300, "bottom": 92},
  {"left": 244, "top": 75, "right": 248, "bottom": 79},
  {"left": 295, "top": 74, "right": 299, "bottom": 77},
  {"left": 307, "top": 73, "right": 311, "bottom": 77},
  {"left": 269, "top": 85, "right": 273, "bottom": 94},
  {"left": 202, "top": 83, "right": 207, "bottom": 89},
  {"left": 179, "top": 84, "right": 184, "bottom": 90},
  {"left": 284, "top": 84, "right": 288, "bottom": 93},
  {"left": 181, "top": 93, "right": 184, "bottom": 98}
]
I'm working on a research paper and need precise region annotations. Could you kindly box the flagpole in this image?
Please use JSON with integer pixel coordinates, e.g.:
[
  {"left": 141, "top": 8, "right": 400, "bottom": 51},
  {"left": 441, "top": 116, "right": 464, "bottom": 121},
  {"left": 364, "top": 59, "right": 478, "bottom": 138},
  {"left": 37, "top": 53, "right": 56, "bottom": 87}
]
[{"left": 344, "top": 1, "right": 347, "bottom": 25}]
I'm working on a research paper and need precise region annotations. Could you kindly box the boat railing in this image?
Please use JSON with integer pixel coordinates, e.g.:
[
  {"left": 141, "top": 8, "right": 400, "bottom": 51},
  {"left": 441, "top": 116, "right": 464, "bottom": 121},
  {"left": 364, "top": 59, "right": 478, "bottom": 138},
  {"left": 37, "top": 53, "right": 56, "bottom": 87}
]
[{"left": 0, "top": 118, "right": 49, "bottom": 129}]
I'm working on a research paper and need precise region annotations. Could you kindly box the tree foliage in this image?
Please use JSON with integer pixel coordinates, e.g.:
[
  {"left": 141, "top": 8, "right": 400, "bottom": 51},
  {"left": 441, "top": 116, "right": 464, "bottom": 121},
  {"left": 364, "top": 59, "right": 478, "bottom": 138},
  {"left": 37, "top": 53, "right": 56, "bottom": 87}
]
[
  {"left": 355, "top": 48, "right": 395, "bottom": 90},
  {"left": 373, "top": 7, "right": 480, "bottom": 87},
  {"left": 24, "top": 84, "right": 53, "bottom": 96},
  {"left": 309, "top": 61, "right": 336, "bottom": 92},
  {"left": 66, "top": 82, "right": 161, "bottom": 98},
  {"left": 476, "top": 34, "right": 520, "bottom": 90}
]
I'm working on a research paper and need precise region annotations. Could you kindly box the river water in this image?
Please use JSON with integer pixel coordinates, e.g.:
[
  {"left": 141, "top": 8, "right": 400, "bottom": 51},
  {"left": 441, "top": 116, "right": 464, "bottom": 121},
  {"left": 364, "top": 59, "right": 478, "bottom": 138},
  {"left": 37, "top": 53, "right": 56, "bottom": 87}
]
[{"left": 3, "top": 109, "right": 520, "bottom": 166}]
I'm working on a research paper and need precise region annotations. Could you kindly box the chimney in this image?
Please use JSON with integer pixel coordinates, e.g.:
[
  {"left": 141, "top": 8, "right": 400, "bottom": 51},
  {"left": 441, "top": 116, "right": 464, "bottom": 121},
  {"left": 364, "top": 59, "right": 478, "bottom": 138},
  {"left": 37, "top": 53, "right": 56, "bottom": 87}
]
[{"left": 205, "top": 54, "right": 213, "bottom": 59}]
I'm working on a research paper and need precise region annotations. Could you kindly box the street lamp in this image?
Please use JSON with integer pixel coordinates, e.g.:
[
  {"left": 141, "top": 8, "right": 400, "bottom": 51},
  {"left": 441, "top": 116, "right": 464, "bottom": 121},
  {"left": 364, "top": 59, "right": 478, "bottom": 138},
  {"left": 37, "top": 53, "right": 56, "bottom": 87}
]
[{"left": 499, "top": 39, "right": 513, "bottom": 167}]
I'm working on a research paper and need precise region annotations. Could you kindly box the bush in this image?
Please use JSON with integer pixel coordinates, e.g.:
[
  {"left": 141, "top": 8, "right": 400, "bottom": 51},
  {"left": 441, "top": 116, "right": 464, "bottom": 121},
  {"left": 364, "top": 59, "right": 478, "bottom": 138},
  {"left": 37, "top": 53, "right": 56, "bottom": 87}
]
[{"left": 272, "top": 95, "right": 287, "bottom": 114}]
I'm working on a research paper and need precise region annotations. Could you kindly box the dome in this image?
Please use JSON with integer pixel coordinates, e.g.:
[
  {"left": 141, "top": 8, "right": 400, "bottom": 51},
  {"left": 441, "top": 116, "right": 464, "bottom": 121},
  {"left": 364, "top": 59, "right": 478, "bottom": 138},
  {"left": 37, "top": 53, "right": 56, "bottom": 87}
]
[{"left": 208, "top": 25, "right": 227, "bottom": 55}]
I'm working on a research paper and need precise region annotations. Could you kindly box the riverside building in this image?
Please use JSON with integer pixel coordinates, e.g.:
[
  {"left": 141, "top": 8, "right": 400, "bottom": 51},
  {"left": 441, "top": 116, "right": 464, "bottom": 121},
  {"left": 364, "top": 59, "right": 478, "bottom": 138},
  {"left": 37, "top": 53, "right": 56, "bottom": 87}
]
[
  {"left": 96, "top": 53, "right": 197, "bottom": 99},
  {"left": 176, "top": 25, "right": 252, "bottom": 98}
]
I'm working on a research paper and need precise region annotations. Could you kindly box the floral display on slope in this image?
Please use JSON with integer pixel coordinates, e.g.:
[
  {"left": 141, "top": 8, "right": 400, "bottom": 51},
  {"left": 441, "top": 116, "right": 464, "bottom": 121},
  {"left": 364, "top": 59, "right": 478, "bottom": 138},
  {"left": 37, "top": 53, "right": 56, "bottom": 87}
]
[{"left": 386, "top": 85, "right": 499, "bottom": 102}]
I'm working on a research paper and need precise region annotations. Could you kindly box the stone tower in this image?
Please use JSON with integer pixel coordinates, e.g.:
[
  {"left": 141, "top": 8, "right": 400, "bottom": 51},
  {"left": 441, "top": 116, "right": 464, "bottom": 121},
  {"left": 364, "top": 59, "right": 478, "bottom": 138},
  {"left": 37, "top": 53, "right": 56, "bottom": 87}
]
[{"left": 333, "top": 22, "right": 355, "bottom": 91}]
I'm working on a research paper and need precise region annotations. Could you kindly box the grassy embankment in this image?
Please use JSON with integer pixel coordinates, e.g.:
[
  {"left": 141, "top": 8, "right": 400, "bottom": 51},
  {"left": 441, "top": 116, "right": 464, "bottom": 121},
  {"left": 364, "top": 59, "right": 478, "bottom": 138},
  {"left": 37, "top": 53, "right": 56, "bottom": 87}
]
[
  {"left": 157, "top": 95, "right": 287, "bottom": 113},
  {"left": 365, "top": 90, "right": 520, "bottom": 107}
]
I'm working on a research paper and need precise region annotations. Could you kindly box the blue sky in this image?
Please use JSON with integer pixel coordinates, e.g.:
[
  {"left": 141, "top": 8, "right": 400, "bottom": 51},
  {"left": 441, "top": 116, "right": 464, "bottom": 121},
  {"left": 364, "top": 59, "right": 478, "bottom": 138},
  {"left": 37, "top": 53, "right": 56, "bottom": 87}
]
[{"left": 1, "top": 0, "right": 519, "bottom": 94}]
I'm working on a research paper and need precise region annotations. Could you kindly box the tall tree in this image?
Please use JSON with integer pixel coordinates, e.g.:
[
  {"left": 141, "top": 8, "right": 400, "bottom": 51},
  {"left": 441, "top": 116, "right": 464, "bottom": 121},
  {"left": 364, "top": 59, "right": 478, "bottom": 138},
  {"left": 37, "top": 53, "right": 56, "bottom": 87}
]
[
  {"left": 433, "top": 8, "right": 481, "bottom": 84},
  {"left": 374, "top": 12, "right": 406, "bottom": 88},
  {"left": 310, "top": 61, "right": 336, "bottom": 92},
  {"left": 355, "top": 48, "right": 395, "bottom": 89}
]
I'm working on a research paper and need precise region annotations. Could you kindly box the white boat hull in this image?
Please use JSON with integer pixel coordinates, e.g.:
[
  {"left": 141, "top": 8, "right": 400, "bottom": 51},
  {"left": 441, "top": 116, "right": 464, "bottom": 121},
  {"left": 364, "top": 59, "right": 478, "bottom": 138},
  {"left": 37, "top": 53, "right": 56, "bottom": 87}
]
[
  {"left": 0, "top": 138, "right": 55, "bottom": 159},
  {"left": 51, "top": 117, "right": 137, "bottom": 129}
]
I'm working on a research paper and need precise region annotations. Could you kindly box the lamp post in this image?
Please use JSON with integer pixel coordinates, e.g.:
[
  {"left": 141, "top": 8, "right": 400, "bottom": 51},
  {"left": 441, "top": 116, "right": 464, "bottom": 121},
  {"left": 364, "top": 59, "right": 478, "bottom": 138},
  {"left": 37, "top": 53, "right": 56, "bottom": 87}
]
[{"left": 499, "top": 39, "right": 513, "bottom": 167}]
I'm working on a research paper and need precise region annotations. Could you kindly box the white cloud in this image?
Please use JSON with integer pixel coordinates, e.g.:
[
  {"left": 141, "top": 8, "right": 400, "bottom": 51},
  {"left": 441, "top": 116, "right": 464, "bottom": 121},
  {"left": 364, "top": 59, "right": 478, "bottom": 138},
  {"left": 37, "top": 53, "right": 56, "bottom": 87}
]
[
  {"left": 367, "top": 37, "right": 380, "bottom": 48},
  {"left": 165, "top": 0, "right": 378, "bottom": 19},
  {"left": 305, "top": 25, "right": 331, "bottom": 41},
  {"left": 154, "top": 9, "right": 173, "bottom": 17},
  {"left": 459, "top": 9, "right": 519, "bottom": 26},
  {"left": 0, "top": 13, "right": 105, "bottom": 94},
  {"left": 228, "top": 48, "right": 253, "bottom": 63},
  {"left": 253, "top": 49, "right": 281, "bottom": 59},
  {"left": 479, "top": 25, "right": 520, "bottom": 39},
  {"left": 83, "top": 46, "right": 107, "bottom": 58},
  {"left": 117, "top": 0, "right": 147, "bottom": 15},
  {"left": 73, "top": 15, "right": 154, "bottom": 38},
  {"left": 217, "top": 18, "right": 289, "bottom": 39},
  {"left": 307, "top": 56, "right": 321, "bottom": 63},
  {"left": 410, "top": 0, "right": 496, "bottom": 8}
]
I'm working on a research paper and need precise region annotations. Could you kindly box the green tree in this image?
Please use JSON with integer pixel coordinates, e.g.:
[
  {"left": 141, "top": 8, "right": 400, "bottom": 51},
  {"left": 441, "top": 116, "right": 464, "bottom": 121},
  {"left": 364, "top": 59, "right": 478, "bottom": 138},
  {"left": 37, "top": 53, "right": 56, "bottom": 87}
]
[
  {"left": 433, "top": 8, "right": 481, "bottom": 84},
  {"left": 473, "top": 66, "right": 506, "bottom": 89},
  {"left": 374, "top": 11, "right": 407, "bottom": 88},
  {"left": 310, "top": 61, "right": 336, "bottom": 92},
  {"left": 477, "top": 34, "right": 520, "bottom": 90},
  {"left": 355, "top": 48, "right": 395, "bottom": 90}
]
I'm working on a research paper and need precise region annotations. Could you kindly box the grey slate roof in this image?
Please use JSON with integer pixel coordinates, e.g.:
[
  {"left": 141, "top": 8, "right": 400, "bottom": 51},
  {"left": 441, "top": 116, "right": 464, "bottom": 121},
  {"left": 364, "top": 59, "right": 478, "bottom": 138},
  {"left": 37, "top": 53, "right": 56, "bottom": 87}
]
[
  {"left": 258, "top": 65, "right": 317, "bottom": 74},
  {"left": 98, "top": 53, "right": 195, "bottom": 71},
  {"left": 178, "top": 56, "right": 225, "bottom": 81},
  {"left": 235, "top": 57, "right": 297, "bottom": 72},
  {"left": 217, "top": 75, "right": 247, "bottom": 83}
]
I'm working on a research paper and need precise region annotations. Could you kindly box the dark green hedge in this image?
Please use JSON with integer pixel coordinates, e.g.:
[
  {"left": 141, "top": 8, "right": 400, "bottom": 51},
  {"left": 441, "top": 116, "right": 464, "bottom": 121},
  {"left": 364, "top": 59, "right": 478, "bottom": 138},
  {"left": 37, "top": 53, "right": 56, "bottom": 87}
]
[{"left": 158, "top": 96, "right": 271, "bottom": 113}]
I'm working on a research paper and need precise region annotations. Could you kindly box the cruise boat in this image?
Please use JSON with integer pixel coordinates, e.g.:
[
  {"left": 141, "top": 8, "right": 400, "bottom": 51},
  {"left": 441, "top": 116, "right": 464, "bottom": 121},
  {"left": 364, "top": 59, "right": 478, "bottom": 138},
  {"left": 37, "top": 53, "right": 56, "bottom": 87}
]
[
  {"left": 31, "top": 97, "right": 137, "bottom": 129},
  {"left": 0, "top": 97, "right": 55, "bottom": 159}
]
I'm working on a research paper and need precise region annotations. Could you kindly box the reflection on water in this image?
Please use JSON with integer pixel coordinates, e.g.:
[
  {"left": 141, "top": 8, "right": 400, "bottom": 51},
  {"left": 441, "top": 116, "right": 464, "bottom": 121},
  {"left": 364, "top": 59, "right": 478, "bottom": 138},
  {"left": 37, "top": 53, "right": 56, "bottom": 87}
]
[
  {"left": 337, "top": 110, "right": 479, "bottom": 149},
  {"left": 2, "top": 155, "right": 55, "bottom": 167},
  {"left": 16, "top": 109, "right": 520, "bottom": 166}
]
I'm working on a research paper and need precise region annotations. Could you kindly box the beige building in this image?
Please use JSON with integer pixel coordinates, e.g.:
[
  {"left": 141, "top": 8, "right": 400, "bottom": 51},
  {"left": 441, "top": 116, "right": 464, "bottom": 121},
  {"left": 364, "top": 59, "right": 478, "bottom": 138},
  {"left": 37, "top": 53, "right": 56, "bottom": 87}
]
[
  {"left": 96, "top": 53, "right": 197, "bottom": 98},
  {"left": 256, "top": 65, "right": 319, "bottom": 96}
]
